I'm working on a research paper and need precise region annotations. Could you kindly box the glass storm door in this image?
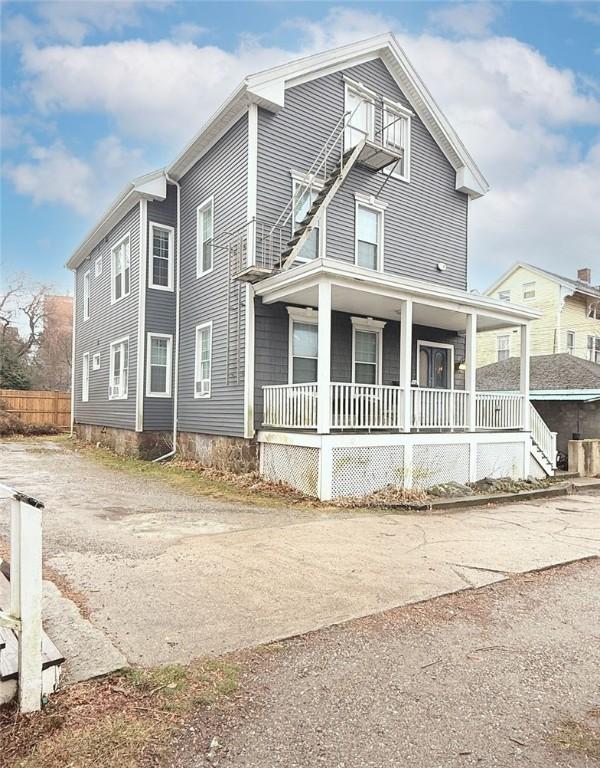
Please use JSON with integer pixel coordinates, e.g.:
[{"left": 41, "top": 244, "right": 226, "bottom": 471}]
[{"left": 419, "top": 345, "right": 451, "bottom": 389}]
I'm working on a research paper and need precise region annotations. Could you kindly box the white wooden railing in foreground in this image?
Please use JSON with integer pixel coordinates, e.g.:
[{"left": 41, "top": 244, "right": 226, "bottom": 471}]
[
  {"left": 476, "top": 392, "right": 524, "bottom": 431},
  {"left": 0, "top": 483, "right": 43, "bottom": 713},
  {"left": 263, "top": 383, "right": 318, "bottom": 429},
  {"left": 411, "top": 388, "right": 468, "bottom": 429},
  {"left": 330, "top": 383, "right": 403, "bottom": 429},
  {"left": 530, "top": 403, "right": 557, "bottom": 468}
]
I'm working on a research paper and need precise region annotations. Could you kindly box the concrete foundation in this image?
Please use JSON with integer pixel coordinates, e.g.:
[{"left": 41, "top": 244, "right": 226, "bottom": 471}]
[{"left": 568, "top": 439, "right": 600, "bottom": 478}]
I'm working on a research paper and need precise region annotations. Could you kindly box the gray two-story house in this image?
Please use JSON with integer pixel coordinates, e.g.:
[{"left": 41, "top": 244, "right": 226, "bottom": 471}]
[{"left": 68, "top": 33, "right": 554, "bottom": 499}]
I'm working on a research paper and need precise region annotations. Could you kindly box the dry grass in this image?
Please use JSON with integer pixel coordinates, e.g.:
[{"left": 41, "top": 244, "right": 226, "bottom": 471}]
[
  {"left": 551, "top": 710, "right": 600, "bottom": 759},
  {"left": 0, "top": 399, "right": 62, "bottom": 438},
  {"left": 0, "top": 659, "right": 240, "bottom": 768}
]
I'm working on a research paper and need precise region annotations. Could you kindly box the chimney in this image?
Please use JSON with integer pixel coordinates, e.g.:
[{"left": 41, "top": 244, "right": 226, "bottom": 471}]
[{"left": 577, "top": 267, "right": 591, "bottom": 284}]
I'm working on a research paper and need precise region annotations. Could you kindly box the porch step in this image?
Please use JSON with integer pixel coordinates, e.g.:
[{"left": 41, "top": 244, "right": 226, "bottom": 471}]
[{"left": 530, "top": 443, "right": 554, "bottom": 477}]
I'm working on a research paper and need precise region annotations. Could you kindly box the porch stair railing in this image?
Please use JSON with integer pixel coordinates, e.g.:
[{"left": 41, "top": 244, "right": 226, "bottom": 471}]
[{"left": 530, "top": 403, "right": 557, "bottom": 472}]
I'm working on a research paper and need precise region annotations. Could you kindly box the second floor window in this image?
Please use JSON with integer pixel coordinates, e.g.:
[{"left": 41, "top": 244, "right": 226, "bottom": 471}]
[
  {"left": 498, "top": 290, "right": 511, "bottom": 302},
  {"left": 196, "top": 197, "right": 214, "bottom": 277},
  {"left": 589, "top": 303, "right": 600, "bottom": 320},
  {"left": 567, "top": 331, "right": 575, "bottom": 355},
  {"left": 587, "top": 336, "right": 600, "bottom": 364},
  {"left": 293, "top": 181, "right": 320, "bottom": 261},
  {"left": 112, "top": 234, "right": 130, "bottom": 303},
  {"left": 149, "top": 223, "right": 174, "bottom": 290},
  {"left": 83, "top": 270, "right": 90, "bottom": 321},
  {"left": 523, "top": 281, "right": 536, "bottom": 300},
  {"left": 355, "top": 204, "right": 382, "bottom": 271},
  {"left": 497, "top": 335, "right": 510, "bottom": 362},
  {"left": 345, "top": 81, "right": 375, "bottom": 149},
  {"left": 109, "top": 337, "right": 129, "bottom": 400}
]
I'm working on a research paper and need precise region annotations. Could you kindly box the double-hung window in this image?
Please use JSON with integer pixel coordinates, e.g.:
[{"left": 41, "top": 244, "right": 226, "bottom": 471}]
[
  {"left": 196, "top": 197, "right": 214, "bottom": 277},
  {"left": 82, "top": 352, "right": 89, "bottom": 402},
  {"left": 497, "top": 335, "right": 510, "bottom": 362},
  {"left": 146, "top": 333, "right": 172, "bottom": 397},
  {"left": 355, "top": 201, "right": 383, "bottom": 271},
  {"left": 109, "top": 337, "right": 129, "bottom": 399},
  {"left": 523, "top": 281, "right": 536, "bottom": 300},
  {"left": 112, "top": 234, "right": 131, "bottom": 303},
  {"left": 292, "top": 178, "right": 321, "bottom": 261},
  {"left": 290, "top": 320, "right": 318, "bottom": 384},
  {"left": 587, "top": 336, "right": 600, "bottom": 364},
  {"left": 83, "top": 270, "right": 90, "bottom": 321},
  {"left": 589, "top": 303, "right": 600, "bottom": 320},
  {"left": 382, "top": 100, "right": 411, "bottom": 180},
  {"left": 498, "top": 290, "right": 511, "bottom": 302},
  {"left": 351, "top": 318, "right": 384, "bottom": 385},
  {"left": 566, "top": 331, "right": 575, "bottom": 355},
  {"left": 149, "top": 223, "right": 174, "bottom": 290},
  {"left": 345, "top": 80, "right": 375, "bottom": 149},
  {"left": 194, "top": 322, "right": 212, "bottom": 397}
]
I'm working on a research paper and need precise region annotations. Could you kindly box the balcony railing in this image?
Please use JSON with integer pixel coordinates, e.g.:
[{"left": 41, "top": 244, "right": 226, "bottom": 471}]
[{"left": 262, "top": 384, "right": 527, "bottom": 433}]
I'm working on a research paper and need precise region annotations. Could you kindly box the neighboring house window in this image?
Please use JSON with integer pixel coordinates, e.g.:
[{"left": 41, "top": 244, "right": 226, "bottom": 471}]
[
  {"left": 344, "top": 79, "right": 375, "bottom": 149},
  {"left": 351, "top": 318, "right": 385, "bottom": 385},
  {"left": 149, "top": 222, "right": 174, "bottom": 290},
  {"left": 146, "top": 333, "right": 172, "bottom": 397},
  {"left": 497, "top": 335, "right": 510, "bottom": 361},
  {"left": 92, "top": 353, "right": 101, "bottom": 370},
  {"left": 588, "top": 303, "right": 600, "bottom": 320},
  {"left": 196, "top": 197, "right": 214, "bottom": 277},
  {"left": 566, "top": 331, "right": 575, "bottom": 355},
  {"left": 523, "top": 281, "right": 536, "bottom": 300},
  {"left": 382, "top": 101, "right": 411, "bottom": 180},
  {"left": 83, "top": 270, "right": 90, "bottom": 321},
  {"left": 82, "top": 353, "right": 89, "bottom": 402},
  {"left": 94, "top": 256, "right": 103, "bottom": 277},
  {"left": 111, "top": 234, "right": 131, "bottom": 303},
  {"left": 194, "top": 322, "right": 212, "bottom": 397},
  {"left": 355, "top": 202, "right": 383, "bottom": 271},
  {"left": 498, "top": 290, "right": 511, "bottom": 302},
  {"left": 587, "top": 336, "right": 600, "bottom": 364},
  {"left": 109, "top": 337, "right": 129, "bottom": 399},
  {"left": 290, "top": 320, "right": 318, "bottom": 384},
  {"left": 292, "top": 180, "right": 320, "bottom": 261}
]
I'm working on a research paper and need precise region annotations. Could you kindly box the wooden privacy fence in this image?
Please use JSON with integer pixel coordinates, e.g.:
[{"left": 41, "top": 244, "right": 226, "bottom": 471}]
[{"left": 0, "top": 389, "right": 70, "bottom": 430}]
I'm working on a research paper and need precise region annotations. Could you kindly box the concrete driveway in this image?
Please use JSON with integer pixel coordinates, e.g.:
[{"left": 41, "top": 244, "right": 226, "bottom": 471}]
[{"left": 1, "top": 439, "right": 599, "bottom": 677}]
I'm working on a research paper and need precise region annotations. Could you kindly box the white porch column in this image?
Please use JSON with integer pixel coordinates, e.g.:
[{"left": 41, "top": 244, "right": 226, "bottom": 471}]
[
  {"left": 520, "top": 323, "right": 531, "bottom": 431},
  {"left": 317, "top": 280, "right": 331, "bottom": 434},
  {"left": 399, "top": 298, "right": 413, "bottom": 432},
  {"left": 465, "top": 312, "right": 477, "bottom": 432}
]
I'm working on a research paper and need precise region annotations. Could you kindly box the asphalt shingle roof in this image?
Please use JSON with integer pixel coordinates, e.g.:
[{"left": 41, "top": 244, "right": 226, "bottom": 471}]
[
  {"left": 526, "top": 264, "right": 600, "bottom": 300},
  {"left": 476, "top": 353, "right": 600, "bottom": 392}
]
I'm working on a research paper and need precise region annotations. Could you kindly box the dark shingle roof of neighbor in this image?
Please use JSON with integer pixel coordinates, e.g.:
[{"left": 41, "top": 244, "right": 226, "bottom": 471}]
[{"left": 476, "top": 353, "right": 600, "bottom": 392}]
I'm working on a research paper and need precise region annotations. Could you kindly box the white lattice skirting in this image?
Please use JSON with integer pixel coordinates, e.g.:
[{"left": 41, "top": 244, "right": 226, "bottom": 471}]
[{"left": 259, "top": 431, "right": 531, "bottom": 500}]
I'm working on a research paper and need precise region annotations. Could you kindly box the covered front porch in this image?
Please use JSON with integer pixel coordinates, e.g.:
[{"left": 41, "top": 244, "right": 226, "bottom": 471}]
[{"left": 254, "top": 258, "right": 537, "bottom": 436}]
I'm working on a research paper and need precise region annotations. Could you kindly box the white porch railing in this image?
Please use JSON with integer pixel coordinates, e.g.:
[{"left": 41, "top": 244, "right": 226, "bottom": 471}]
[
  {"left": 476, "top": 392, "right": 524, "bottom": 430},
  {"left": 263, "top": 383, "right": 318, "bottom": 429},
  {"left": 330, "top": 383, "right": 403, "bottom": 430},
  {"left": 411, "top": 388, "right": 468, "bottom": 429},
  {"left": 530, "top": 403, "right": 557, "bottom": 468}
]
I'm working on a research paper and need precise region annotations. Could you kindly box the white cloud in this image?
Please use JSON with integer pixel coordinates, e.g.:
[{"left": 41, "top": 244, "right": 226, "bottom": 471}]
[
  {"left": 3, "top": 136, "right": 143, "bottom": 214},
  {"left": 170, "top": 22, "right": 209, "bottom": 43},
  {"left": 7, "top": 6, "right": 600, "bottom": 285},
  {"left": 428, "top": 3, "right": 503, "bottom": 38}
]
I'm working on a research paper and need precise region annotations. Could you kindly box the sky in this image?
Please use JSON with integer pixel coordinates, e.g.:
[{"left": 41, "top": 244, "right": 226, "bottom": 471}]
[{"left": 1, "top": 0, "right": 599, "bottom": 295}]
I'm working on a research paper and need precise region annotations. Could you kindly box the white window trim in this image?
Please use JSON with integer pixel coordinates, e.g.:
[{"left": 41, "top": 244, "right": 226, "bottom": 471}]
[
  {"left": 496, "top": 334, "right": 511, "bottom": 361},
  {"left": 82, "top": 352, "right": 89, "bottom": 402},
  {"left": 287, "top": 306, "right": 319, "bottom": 385},
  {"left": 523, "top": 281, "right": 536, "bottom": 300},
  {"left": 196, "top": 196, "right": 214, "bottom": 278},
  {"left": 498, "top": 290, "right": 511, "bottom": 302},
  {"left": 148, "top": 221, "right": 174, "bottom": 291},
  {"left": 94, "top": 256, "right": 103, "bottom": 277},
  {"left": 92, "top": 352, "right": 101, "bottom": 371},
  {"left": 146, "top": 332, "right": 173, "bottom": 398},
  {"left": 194, "top": 321, "right": 213, "bottom": 398},
  {"left": 290, "top": 171, "right": 326, "bottom": 262},
  {"left": 351, "top": 317, "right": 385, "bottom": 385},
  {"left": 354, "top": 199, "right": 385, "bottom": 272},
  {"left": 110, "top": 232, "right": 131, "bottom": 305},
  {"left": 344, "top": 77, "right": 376, "bottom": 150},
  {"left": 109, "top": 335, "right": 129, "bottom": 400},
  {"left": 588, "top": 302, "right": 600, "bottom": 320},
  {"left": 416, "top": 340, "right": 455, "bottom": 389},
  {"left": 566, "top": 330, "right": 575, "bottom": 355},
  {"left": 381, "top": 96, "right": 412, "bottom": 183},
  {"left": 83, "top": 270, "right": 90, "bottom": 322}
]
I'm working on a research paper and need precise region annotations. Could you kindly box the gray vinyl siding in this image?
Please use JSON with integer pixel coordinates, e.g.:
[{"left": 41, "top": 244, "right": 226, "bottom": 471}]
[
  {"left": 177, "top": 114, "right": 248, "bottom": 436},
  {"left": 254, "top": 300, "right": 464, "bottom": 429},
  {"left": 73, "top": 204, "right": 140, "bottom": 429},
  {"left": 144, "top": 184, "right": 178, "bottom": 431},
  {"left": 257, "top": 57, "right": 468, "bottom": 290}
]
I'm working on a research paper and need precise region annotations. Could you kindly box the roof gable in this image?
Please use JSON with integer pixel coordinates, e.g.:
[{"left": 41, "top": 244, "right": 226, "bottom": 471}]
[{"left": 486, "top": 262, "right": 600, "bottom": 301}]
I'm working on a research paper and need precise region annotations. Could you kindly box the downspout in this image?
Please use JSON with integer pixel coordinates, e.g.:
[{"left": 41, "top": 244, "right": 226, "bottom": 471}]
[
  {"left": 69, "top": 270, "right": 77, "bottom": 435},
  {"left": 153, "top": 172, "right": 181, "bottom": 462}
]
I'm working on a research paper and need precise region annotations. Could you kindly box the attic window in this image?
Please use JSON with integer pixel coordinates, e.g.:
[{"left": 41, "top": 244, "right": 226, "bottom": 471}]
[
  {"left": 344, "top": 79, "right": 375, "bottom": 149},
  {"left": 498, "top": 290, "right": 511, "bottom": 302},
  {"left": 588, "top": 303, "right": 600, "bottom": 320},
  {"left": 382, "top": 100, "right": 412, "bottom": 181},
  {"left": 523, "top": 281, "right": 536, "bottom": 300}
]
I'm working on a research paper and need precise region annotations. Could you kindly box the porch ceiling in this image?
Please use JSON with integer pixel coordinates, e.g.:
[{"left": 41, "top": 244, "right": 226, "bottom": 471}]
[{"left": 255, "top": 260, "right": 538, "bottom": 332}]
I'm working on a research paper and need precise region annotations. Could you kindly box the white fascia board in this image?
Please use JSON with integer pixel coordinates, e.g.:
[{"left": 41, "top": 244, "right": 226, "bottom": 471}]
[{"left": 66, "top": 171, "right": 167, "bottom": 271}]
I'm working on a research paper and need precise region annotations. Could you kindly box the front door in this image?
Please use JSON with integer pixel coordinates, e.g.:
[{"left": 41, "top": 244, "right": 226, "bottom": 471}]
[{"left": 418, "top": 344, "right": 451, "bottom": 389}]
